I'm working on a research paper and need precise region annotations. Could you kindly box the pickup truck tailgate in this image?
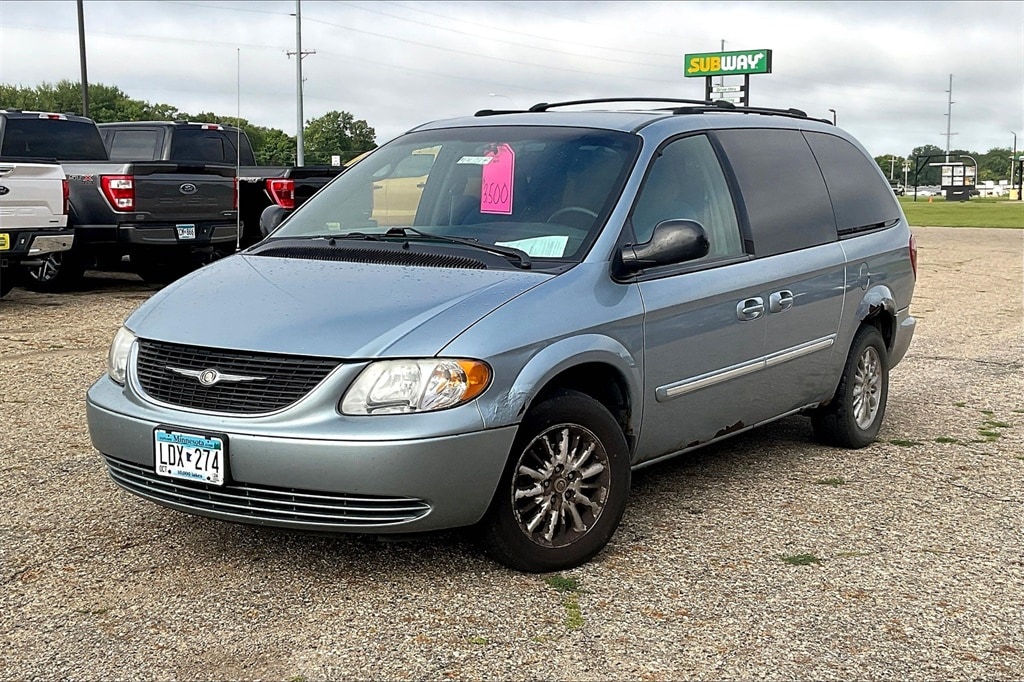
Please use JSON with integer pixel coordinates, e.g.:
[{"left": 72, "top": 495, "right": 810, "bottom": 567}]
[
  {"left": 132, "top": 163, "right": 235, "bottom": 221},
  {"left": 0, "top": 161, "right": 67, "bottom": 230}
]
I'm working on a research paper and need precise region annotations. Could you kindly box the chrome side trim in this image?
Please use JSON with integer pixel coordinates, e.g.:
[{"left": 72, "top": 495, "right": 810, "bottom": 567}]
[
  {"left": 764, "top": 335, "right": 835, "bottom": 368},
  {"left": 656, "top": 357, "right": 764, "bottom": 401},
  {"left": 655, "top": 335, "right": 836, "bottom": 402}
]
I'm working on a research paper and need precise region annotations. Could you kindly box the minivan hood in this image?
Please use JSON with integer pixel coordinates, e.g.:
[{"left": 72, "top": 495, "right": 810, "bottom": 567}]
[{"left": 126, "top": 254, "right": 550, "bottom": 358}]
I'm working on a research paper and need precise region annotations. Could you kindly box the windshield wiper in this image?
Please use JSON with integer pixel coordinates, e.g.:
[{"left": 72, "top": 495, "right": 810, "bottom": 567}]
[{"left": 383, "top": 227, "right": 532, "bottom": 269}]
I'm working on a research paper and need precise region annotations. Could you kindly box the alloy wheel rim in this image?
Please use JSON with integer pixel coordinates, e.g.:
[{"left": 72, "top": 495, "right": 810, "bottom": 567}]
[
  {"left": 852, "top": 346, "right": 882, "bottom": 429},
  {"left": 511, "top": 423, "right": 610, "bottom": 548},
  {"left": 31, "top": 253, "right": 61, "bottom": 282}
]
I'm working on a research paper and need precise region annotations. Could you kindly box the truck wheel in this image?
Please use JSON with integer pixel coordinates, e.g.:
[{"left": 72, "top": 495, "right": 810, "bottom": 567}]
[
  {"left": 811, "top": 325, "right": 889, "bottom": 448},
  {"left": 23, "top": 251, "right": 84, "bottom": 292},
  {"left": 132, "top": 254, "right": 193, "bottom": 285},
  {"left": 480, "top": 389, "right": 631, "bottom": 573},
  {"left": 0, "top": 267, "right": 17, "bottom": 297}
]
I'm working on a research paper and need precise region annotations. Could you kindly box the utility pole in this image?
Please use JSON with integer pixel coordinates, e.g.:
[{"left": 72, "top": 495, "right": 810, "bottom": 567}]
[
  {"left": 288, "top": 0, "right": 315, "bottom": 166},
  {"left": 77, "top": 0, "right": 89, "bottom": 117},
  {"left": 943, "top": 74, "right": 957, "bottom": 162}
]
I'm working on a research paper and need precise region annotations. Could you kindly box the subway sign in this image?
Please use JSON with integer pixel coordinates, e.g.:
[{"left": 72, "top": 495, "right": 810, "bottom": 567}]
[{"left": 684, "top": 49, "right": 773, "bottom": 77}]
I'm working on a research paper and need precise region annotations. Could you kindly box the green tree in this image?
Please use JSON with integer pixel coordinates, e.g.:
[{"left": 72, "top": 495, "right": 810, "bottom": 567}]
[
  {"left": 303, "top": 110, "right": 376, "bottom": 164},
  {"left": 873, "top": 154, "right": 907, "bottom": 181},
  {"left": 978, "top": 147, "right": 1012, "bottom": 182}
]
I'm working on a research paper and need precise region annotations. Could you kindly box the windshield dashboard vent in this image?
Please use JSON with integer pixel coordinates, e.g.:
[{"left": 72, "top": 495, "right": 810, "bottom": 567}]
[{"left": 252, "top": 245, "right": 487, "bottom": 270}]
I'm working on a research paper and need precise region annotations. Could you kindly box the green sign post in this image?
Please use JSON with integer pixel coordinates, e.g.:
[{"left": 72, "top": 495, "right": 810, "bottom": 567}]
[{"left": 683, "top": 49, "right": 773, "bottom": 106}]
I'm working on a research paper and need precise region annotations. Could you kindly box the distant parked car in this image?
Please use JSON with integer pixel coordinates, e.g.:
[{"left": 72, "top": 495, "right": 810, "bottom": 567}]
[{"left": 889, "top": 179, "right": 905, "bottom": 196}]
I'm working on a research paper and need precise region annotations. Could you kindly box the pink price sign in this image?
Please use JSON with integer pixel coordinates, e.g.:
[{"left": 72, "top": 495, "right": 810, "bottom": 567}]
[{"left": 480, "top": 143, "right": 515, "bottom": 215}]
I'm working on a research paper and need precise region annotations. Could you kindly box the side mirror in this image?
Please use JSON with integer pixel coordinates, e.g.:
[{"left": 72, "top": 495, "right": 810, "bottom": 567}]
[
  {"left": 617, "top": 219, "right": 710, "bottom": 276},
  {"left": 259, "top": 205, "right": 289, "bottom": 237}
]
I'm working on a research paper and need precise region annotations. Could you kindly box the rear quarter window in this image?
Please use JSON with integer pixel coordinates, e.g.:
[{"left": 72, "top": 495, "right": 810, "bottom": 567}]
[
  {"left": 107, "top": 129, "right": 162, "bottom": 160},
  {"left": 715, "top": 128, "right": 836, "bottom": 257},
  {"left": 803, "top": 131, "right": 901, "bottom": 235}
]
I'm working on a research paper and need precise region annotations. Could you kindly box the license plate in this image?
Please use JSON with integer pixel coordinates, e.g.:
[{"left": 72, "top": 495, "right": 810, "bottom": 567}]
[
  {"left": 154, "top": 428, "right": 226, "bottom": 486},
  {"left": 0, "top": 233, "right": 9, "bottom": 250},
  {"left": 176, "top": 224, "right": 196, "bottom": 240}
]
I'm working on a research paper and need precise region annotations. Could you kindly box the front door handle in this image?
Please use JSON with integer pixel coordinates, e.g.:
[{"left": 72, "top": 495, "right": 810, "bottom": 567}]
[
  {"left": 769, "top": 290, "right": 794, "bottom": 313},
  {"left": 736, "top": 297, "right": 765, "bottom": 321}
]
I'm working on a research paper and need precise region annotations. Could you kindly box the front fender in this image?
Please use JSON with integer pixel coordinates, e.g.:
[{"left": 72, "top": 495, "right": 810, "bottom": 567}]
[{"left": 480, "top": 334, "right": 642, "bottom": 429}]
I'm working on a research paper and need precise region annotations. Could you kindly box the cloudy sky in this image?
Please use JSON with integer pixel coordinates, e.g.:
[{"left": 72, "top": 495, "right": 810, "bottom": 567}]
[{"left": 1, "top": 0, "right": 1021, "bottom": 160}]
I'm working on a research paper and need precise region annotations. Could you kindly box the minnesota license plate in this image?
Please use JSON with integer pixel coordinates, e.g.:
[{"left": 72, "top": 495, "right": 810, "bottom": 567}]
[
  {"left": 154, "top": 428, "right": 226, "bottom": 486},
  {"left": 0, "top": 233, "right": 9, "bottom": 250},
  {"left": 176, "top": 224, "right": 196, "bottom": 240}
]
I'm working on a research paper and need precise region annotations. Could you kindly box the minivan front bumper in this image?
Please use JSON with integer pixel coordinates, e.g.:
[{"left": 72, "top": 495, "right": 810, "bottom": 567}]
[{"left": 86, "top": 377, "right": 516, "bottom": 534}]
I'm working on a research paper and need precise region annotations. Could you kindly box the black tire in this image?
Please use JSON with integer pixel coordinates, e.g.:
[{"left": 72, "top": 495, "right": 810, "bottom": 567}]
[
  {"left": 480, "top": 389, "right": 631, "bottom": 573},
  {"left": 132, "top": 254, "right": 194, "bottom": 285},
  {"left": 0, "top": 266, "right": 17, "bottom": 298},
  {"left": 23, "top": 250, "right": 84, "bottom": 292},
  {"left": 811, "top": 325, "right": 889, "bottom": 448}
]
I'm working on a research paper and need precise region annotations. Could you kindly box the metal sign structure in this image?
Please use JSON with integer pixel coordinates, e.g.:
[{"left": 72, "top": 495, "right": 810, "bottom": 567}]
[{"left": 683, "top": 49, "right": 772, "bottom": 107}]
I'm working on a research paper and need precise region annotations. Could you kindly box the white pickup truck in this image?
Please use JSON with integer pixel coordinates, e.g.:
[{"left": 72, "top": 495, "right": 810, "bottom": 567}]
[{"left": 0, "top": 160, "right": 73, "bottom": 297}]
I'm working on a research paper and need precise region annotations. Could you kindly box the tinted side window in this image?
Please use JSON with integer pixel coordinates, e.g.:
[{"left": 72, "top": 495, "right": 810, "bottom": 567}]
[
  {"left": 715, "top": 128, "right": 835, "bottom": 256},
  {"left": 630, "top": 134, "right": 743, "bottom": 263},
  {"left": 170, "top": 129, "right": 233, "bottom": 163},
  {"left": 804, "top": 132, "right": 901, "bottom": 235},
  {"left": 107, "top": 130, "right": 161, "bottom": 160}
]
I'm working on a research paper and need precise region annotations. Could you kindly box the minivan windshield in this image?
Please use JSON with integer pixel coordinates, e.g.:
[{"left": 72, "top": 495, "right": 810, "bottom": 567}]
[{"left": 270, "top": 126, "right": 639, "bottom": 264}]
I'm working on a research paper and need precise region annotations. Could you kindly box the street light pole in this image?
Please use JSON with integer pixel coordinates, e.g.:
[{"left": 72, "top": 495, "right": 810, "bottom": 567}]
[
  {"left": 890, "top": 155, "right": 895, "bottom": 180},
  {"left": 294, "top": 0, "right": 304, "bottom": 167},
  {"left": 1011, "top": 131, "right": 1017, "bottom": 188},
  {"left": 76, "top": 0, "right": 89, "bottom": 118}
]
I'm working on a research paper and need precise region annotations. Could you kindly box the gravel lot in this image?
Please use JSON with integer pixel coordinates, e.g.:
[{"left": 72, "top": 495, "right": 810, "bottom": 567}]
[{"left": 1, "top": 226, "right": 1022, "bottom": 681}]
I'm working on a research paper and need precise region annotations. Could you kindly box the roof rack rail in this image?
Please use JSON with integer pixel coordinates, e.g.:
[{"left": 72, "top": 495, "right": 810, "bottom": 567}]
[
  {"left": 472, "top": 98, "right": 832, "bottom": 125},
  {"left": 671, "top": 104, "right": 830, "bottom": 124},
  {"left": 528, "top": 97, "right": 715, "bottom": 112},
  {"left": 474, "top": 108, "right": 527, "bottom": 117}
]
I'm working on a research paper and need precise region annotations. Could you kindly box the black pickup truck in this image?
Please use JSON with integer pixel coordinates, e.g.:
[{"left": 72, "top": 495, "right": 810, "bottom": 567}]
[
  {"left": 0, "top": 110, "right": 238, "bottom": 289},
  {"left": 98, "top": 121, "right": 344, "bottom": 247}
]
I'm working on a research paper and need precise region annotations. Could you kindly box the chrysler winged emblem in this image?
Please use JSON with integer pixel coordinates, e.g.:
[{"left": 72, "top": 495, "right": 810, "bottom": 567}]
[{"left": 167, "top": 367, "right": 266, "bottom": 387}]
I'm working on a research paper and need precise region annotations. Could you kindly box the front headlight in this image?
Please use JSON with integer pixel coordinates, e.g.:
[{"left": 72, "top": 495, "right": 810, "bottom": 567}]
[
  {"left": 107, "top": 326, "right": 136, "bottom": 385},
  {"left": 341, "top": 359, "right": 491, "bottom": 415}
]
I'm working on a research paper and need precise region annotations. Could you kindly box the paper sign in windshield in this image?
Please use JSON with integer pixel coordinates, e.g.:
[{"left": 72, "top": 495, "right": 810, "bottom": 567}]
[
  {"left": 494, "top": 235, "right": 569, "bottom": 258},
  {"left": 480, "top": 143, "right": 514, "bottom": 215}
]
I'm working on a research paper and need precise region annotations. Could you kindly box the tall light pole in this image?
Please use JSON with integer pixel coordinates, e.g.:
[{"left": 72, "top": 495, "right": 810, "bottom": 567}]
[
  {"left": 890, "top": 155, "right": 896, "bottom": 180},
  {"left": 294, "top": 1, "right": 304, "bottom": 166},
  {"left": 944, "top": 74, "right": 956, "bottom": 162},
  {"left": 76, "top": 0, "right": 89, "bottom": 117},
  {"left": 1011, "top": 131, "right": 1017, "bottom": 187},
  {"left": 287, "top": 1, "right": 315, "bottom": 166}
]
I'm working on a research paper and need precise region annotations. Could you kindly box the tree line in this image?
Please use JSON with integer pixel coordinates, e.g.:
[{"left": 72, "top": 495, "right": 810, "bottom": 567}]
[
  {"left": 3, "top": 81, "right": 1014, "bottom": 183},
  {"left": 873, "top": 144, "right": 1016, "bottom": 187},
  {"left": 0, "top": 80, "right": 375, "bottom": 166}
]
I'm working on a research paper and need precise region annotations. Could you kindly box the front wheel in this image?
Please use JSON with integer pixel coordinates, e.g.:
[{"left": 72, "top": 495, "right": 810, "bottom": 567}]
[
  {"left": 811, "top": 325, "right": 889, "bottom": 448},
  {"left": 480, "top": 389, "right": 631, "bottom": 573}
]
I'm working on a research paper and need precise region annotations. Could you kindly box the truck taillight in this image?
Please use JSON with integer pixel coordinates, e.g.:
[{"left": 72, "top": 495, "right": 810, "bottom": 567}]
[
  {"left": 909, "top": 233, "right": 918, "bottom": 279},
  {"left": 233, "top": 177, "right": 239, "bottom": 210},
  {"left": 62, "top": 178, "right": 69, "bottom": 215},
  {"left": 100, "top": 175, "right": 135, "bottom": 212},
  {"left": 266, "top": 178, "right": 295, "bottom": 209}
]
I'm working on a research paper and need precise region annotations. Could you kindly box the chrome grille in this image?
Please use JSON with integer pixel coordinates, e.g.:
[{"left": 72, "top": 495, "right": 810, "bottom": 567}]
[
  {"left": 103, "top": 456, "right": 431, "bottom": 526},
  {"left": 135, "top": 339, "right": 340, "bottom": 414}
]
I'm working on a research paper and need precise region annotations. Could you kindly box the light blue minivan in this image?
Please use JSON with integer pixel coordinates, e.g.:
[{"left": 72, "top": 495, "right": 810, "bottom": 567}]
[{"left": 87, "top": 99, "right": 917, "bottom": 572}]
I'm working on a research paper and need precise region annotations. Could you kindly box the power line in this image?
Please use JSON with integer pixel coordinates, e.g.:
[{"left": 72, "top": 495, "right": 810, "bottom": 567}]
[{"left": 332, "top": 0, "right": 680, "bottom": 69}]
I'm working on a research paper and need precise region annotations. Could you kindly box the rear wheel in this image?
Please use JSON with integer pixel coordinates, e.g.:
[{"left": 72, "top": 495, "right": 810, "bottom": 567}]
[
  {"left": 0, "top": 266, "right": 17, "bottom": 298},
  {"left": 480, "top": 389, "right": 631, "bottom": 572},
  {"left": 812, "top": 325, "right": 889, "bottom": 448},
  {"left": 23, "top": 250, "right": 84, "bottom": 292}
]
